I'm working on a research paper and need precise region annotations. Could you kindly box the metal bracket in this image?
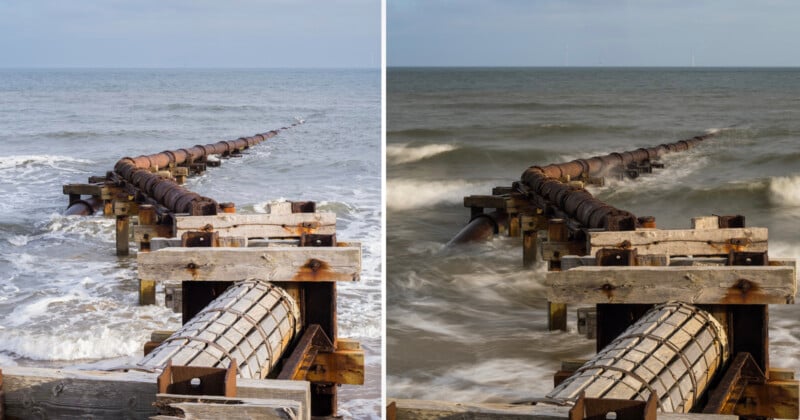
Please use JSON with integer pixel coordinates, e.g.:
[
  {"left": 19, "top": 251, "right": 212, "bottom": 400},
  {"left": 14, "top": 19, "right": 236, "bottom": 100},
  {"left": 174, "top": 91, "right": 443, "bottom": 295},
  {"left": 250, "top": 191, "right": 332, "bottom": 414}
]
[{"left": 157, "top": 358, "right": 237, "bottom": 397}]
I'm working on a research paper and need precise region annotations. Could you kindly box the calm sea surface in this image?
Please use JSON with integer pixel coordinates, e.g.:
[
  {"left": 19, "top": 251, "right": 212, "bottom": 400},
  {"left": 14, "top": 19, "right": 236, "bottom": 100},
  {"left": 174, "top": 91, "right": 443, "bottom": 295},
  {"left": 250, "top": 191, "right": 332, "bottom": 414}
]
[
  {"left": 387, "top": 67, "right": 800, "bottom": 402},
  {"left": 0, "top": 68, "right": 381, "bottom": 418}
]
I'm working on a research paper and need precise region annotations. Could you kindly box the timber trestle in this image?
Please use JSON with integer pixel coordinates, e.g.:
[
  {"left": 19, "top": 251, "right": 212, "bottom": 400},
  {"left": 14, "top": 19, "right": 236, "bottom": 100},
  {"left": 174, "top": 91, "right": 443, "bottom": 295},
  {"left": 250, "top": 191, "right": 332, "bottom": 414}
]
[
  {"left": 0, "top": 123, "right": 363, "bottom": 419},
  {"left": 392, "top": 132, "right": 799, "bottom": 419}
]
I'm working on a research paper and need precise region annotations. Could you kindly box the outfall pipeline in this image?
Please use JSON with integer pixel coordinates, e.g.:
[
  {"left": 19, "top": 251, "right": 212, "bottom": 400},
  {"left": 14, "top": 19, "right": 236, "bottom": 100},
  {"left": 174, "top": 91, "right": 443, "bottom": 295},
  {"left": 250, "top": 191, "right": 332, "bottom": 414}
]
[
  {"left": 449, "top": 132, "right": 717, "bottom": 245},
  {"left": 64, "top": 124, "right": 299, "bottom": 217}
]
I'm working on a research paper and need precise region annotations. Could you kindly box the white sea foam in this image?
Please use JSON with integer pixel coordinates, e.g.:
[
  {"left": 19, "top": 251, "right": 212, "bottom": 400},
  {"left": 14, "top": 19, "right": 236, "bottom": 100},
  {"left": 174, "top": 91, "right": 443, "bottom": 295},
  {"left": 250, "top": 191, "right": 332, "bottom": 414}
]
[
  {"left": 769, "top": 174, "right": 800, "bottom": 207},
  {"left": 0, "top": 155, "right": 92, "bottom": 171},
  {"left": 386, "top": 143, "right": 458, "bottom": 164},
  {"left": 388, "top": 179, "right": 494, "bottom": 211}
]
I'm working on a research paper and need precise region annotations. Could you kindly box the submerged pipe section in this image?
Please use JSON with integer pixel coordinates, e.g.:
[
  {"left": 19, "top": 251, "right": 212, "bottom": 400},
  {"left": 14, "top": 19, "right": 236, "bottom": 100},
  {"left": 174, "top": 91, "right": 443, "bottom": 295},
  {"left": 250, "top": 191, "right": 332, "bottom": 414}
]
[
  {"left": 547, "top": 302, "right": 728, "bottom": 413},
  {"left": 520, "top": 133, "right": 715, "bottom": 230},
  {"left": 114, "top": 130, "right": 281, "bottom": 215},
  {"left": 65, "top": 196, "right": 104, "bottom": 216},
  {"left": 448, "top": 211, "right": 508, "bottom": 246},
  {"left": 138, "top": 280, "right": 301, "bottom": 378}
]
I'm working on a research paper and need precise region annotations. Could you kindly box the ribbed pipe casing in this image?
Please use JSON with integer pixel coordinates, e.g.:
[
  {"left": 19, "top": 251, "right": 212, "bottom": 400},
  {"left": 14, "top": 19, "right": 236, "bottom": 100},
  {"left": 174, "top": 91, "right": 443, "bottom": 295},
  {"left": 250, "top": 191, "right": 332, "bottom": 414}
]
[
  {"left": 138, "top": 280, "right": 301, "bottom": 378},
  {"left": 547, "top": 302, "right": 728, "bottom": 413}
]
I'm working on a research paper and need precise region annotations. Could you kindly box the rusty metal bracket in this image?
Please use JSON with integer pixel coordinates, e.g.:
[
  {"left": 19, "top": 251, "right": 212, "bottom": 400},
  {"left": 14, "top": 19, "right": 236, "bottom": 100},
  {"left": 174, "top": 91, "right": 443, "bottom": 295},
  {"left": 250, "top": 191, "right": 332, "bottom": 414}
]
[
  {"left": 717, "top": 214, "right": 746, "bottom": 228},
  {"left": 569, "top": 392, "right": 657, "bottom": 420},
  {"left": 157, "top": 358, "right": 237, "bottom": 397},
  {"left": 181, "top": 230, "right": 218, "bottom": 247},
  {"left": 300, "top": 233, "right": 337, "bottom": 247},
  {"left": 703, "top": 352, "right": 765, "bottom": 414},
  {"left": 728, "top": 251, "right": 768, "bottom": 266},
  {"left": 596, "top": 248, "right": 637, "bottom": 266}
]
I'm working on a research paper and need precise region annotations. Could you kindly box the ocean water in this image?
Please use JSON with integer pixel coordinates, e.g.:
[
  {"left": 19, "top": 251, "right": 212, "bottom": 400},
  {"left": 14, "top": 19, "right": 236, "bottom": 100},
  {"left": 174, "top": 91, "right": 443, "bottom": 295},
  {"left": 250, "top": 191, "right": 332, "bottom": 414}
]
[
  {"left": 387, "top": 68, "right": 800, "bottom": 403},
  {"left": 0, "top": 68, "right": 381, "bottom": 418}
]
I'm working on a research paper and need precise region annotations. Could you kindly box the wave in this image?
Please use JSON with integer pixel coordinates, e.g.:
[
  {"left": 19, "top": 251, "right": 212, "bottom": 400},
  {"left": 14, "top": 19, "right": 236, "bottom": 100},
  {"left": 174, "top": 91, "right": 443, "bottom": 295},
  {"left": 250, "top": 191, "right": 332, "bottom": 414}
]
[
  {"left": 387, "top": 128, "right": 455, "bottom": 138},
  {"left": 386, "top": 143, "right": 459, "bottom": 164},
  {"left": 770, "top": 175, "right": 800, "bottom": 207},
  {"left": 388, "top": 179, "right": 496, "bottom": 211},
  {"left": 440, "top": 101, "right": 612, "bottom": 111},
  {"left": 161, "top": 103, "right": 264, "bottom": 112},
  {"left": 0, "top": 155, "right": 92, "bottom": 171}
]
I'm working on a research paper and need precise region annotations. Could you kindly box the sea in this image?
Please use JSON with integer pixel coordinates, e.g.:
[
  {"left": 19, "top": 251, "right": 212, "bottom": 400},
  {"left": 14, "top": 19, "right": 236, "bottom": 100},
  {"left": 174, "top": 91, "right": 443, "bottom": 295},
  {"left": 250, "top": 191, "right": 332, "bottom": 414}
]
[
  {"left": 387, "top": 67, "right": 800, "bottom": 403},
  {"left": 0, "top": 68, "right": 381, "bottom": 418}
]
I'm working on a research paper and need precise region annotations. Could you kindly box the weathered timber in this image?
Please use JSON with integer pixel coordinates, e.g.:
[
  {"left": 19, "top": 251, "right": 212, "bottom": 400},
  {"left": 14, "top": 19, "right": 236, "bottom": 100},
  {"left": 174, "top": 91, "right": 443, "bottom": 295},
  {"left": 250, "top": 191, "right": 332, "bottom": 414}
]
[
  {"left": 137, "top": 246, "right": 361, "bottom": 282},
  {"left": 546, "top": 265, "right": 796, "bottom": 304},
  {"left": 463, "top": 195, "right": 509, "bottom": 210},
  {"left": 541, "top": 241, "right": 586, "bottom": 261},
  {"left": 154, "top": 394, "right": 300, "bottom": 420},
  {"left": 175, "top": 213, "right": 336, "bottom": 238},
  {"left": 692, "top": 216, "right": 721, "bottom": 230},
  {"left": 133, "top": 224, "right": 174, "bottom": 243},
  {"left": 305, "top": 348, "right": 365, "bottom": 385},
  {"left": 63, "top": 183, "right": 103, "bottom": 197},
  {"left": 0, "top": 366, "right": 311, "bottom": 420},
  {"left": 586, "top": 228, "right": 768, "bottom": 256},
  {"left": 387, "top": 399, "right": 738, "bottom": 420}
]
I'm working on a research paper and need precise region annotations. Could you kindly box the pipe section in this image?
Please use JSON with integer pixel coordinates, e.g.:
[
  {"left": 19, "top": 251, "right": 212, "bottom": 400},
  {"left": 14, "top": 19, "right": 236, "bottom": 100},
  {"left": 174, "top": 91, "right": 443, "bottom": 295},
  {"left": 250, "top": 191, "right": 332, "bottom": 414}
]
[
  {"left": 547, "top": 302, "right": 728, "bottom": 413},
  {"left": 113, "top": 130, "right": 281, "bottom": 214},
  {"left": 447, "top": 211, "right": 508, "bottom": 246},
  {"left": 520, "top": 134, "right": 715, "bottom": 229},
  {"left": 137, "top": 280, "right": 301, "bottom": 378},
  {"left": 65, "top": 196, "right": 103, "bottom": 216}
]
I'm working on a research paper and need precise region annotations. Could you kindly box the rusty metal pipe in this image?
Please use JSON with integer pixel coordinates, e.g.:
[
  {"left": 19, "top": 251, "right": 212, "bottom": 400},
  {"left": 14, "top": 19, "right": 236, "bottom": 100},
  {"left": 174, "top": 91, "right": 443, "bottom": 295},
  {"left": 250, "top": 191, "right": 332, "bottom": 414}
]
[
  {"left": 447, "top": 211, "right": 508, "bottom": 246},
  {"left": 65, "top": 196, "right": 103, "bottom": 216}
]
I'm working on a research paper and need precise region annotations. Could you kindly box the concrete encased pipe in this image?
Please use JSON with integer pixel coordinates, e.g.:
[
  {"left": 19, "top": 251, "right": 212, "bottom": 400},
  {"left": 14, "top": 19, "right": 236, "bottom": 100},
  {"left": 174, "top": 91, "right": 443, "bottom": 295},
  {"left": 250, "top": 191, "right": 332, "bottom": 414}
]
[
  {"left": 137, "top": 280, "right": 301, "bottom": 378},
  {"left": 546, "top": 302, "right": 728, "bottom": 413}
]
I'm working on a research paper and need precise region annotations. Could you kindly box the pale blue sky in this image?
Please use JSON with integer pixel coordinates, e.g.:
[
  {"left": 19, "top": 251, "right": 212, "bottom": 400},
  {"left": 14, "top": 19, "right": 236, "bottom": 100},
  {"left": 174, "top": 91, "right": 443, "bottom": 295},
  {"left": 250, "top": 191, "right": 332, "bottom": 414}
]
[
  {"left": 0, "top": 0, "right": 380, "bottom": 68},
  {"left": 389, "top": 0, "right": 800, "bottom": 67}
]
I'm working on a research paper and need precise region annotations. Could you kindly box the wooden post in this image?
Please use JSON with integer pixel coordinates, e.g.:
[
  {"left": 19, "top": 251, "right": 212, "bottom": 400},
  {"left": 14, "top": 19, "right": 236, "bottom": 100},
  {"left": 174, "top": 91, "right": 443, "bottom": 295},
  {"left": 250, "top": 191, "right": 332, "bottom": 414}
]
[
  {"left": 523, "top": 229, "right": 538, "bottom": 268},
  {"left": 548, "top": 302, "right": 567, "bottom": 332},
  {"left": 114, "top": 200, "right": 133, "bottom": 256},
  {"left": 139, "top": 279, "right": 156, "bottom": 305}
]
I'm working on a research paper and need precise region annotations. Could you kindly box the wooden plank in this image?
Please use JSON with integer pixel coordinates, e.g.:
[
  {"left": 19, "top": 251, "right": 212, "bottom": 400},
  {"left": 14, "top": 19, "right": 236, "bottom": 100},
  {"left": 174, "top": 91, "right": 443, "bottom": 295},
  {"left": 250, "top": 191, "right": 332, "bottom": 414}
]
[
  {"left": 62, "top": 183, "right": 102, "bottom": 196},
  {"left": 134, "top": 224, "right": 174, "bottom": 243},
  {"left": 138, "top": 246, "right": 361, "bottom": 282},
  {"left": 587, "top": 227, "right": 768, "bottom": 256},
  {"left": 267, "top": 201, "right": 293, "bottom": 215},
  {"left": 155, "top": 394, "right": 300, "bottom": 420},
  {"left": 151, "top": 238, "right": 183, "bottom": 251},
  {"left": 387, "top": 399, "right": 737, "bottom": 420},
  {"left": 770, "top": 368, "right": 796, "bottom": 380},
  {"left": 175, "top": 213, "right": 335, "bottom": 238},
  {"left": 306, "top": 349, "right": 365, "bottom": 385},
  {"left": 541, "top": 240, "right": 586, "bottom": 261},
  {"left": 0, "top": 367, "right": 310, "bottom": 420},
  {"left": 692, "top": 216, "right": 719, "bottom": 230},
  {"left": 736, "top": 380, "right": 799, "bottom": 419},
  {"left": 463, "top": 195, "right": 508, "bottom": 209},
  {"left": 546, "top": 266, "right": 796, "bottom": 305}
]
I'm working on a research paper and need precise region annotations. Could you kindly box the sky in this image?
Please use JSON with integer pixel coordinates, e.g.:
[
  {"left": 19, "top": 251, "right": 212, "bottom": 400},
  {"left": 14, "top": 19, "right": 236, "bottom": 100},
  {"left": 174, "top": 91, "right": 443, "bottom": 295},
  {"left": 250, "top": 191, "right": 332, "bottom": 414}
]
[
  {"left": 389, "top": 0, "right": 800, "bottom": 67},
  {"left": 0, "top": 0, "right": 380, "bottom": 68}
]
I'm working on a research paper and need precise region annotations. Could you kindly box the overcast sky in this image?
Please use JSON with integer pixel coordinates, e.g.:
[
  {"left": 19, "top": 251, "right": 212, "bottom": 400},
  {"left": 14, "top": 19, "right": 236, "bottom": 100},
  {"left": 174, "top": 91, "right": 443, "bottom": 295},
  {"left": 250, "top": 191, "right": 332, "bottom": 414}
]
[
  {"left": 0, "top": 0, "right": 380, "bottom": 68},
  {"left": 389, "top": 0, "right": 800, "bottom": 67}
]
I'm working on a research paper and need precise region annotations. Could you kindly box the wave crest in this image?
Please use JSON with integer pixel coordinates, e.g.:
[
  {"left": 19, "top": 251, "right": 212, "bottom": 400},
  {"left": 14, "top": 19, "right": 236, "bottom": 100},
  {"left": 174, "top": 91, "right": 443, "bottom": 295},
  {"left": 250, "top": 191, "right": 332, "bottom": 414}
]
[{"left": 387, "top": 143, "right": 458, "bottom": 165}]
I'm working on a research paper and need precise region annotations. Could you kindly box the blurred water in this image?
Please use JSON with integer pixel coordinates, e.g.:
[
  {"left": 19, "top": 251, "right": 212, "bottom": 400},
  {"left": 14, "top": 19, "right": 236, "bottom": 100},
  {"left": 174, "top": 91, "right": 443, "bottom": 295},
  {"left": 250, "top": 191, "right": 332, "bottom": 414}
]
[{"left": 387, "top": 67, "right": 800, "bottom": 402}]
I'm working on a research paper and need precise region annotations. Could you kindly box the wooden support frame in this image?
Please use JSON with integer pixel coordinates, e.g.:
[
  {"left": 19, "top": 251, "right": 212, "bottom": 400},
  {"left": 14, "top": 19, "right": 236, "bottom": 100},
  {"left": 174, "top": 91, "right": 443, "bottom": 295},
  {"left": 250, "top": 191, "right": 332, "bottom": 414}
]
[
  {"left": 174, "top": 213, "right": 336, "bottom": 238},
  {"left": 546, "top": 265, "right": 796, "bottom": 305},
  {"left": 137, "top": 245, "right": 361, "bottom": 283},
  {"left": 587, "top": 227, "right": 768, "bottom": 256}
]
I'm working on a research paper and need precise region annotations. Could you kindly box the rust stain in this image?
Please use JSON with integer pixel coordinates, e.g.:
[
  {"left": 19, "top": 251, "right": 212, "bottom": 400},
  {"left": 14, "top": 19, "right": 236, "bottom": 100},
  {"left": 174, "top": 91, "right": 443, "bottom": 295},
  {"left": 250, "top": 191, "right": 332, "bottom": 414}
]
[
  {"left": 598, "top": 283, "right": 616, "bottom": 300},
  {"left": 281, "top": 222, "right": 321, "bottom": 236},
  {"left": 185, "top": 261, "right": 200, "bottom": 280},
  {"left": 721, "top": 278, "right": 763, "bottom": 304},
  {"left": 292, "top": 258, "right": 342, "bottom": 281}
]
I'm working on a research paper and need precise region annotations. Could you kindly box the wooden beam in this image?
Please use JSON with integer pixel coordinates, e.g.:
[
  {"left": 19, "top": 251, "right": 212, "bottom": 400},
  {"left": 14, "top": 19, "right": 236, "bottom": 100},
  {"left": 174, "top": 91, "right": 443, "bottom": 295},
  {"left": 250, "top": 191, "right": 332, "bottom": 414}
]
[
  {"left": 587, "top": 227, "right": 768, "bottom": 256},
  {"left": 175, "top": 213, "right": 335, "bottom": 239},
  {"left": 736, "top": 380, "right": 799, "bottom": 419},
  {"left": 62, "top": 183, "right": 103, "bottom": 197},
  {"left": 463, "top": 195, "right": 508, "bottom": 210},
  {"left": 154, "top": 394, "right": 300, "bottom": 419},
  {"left": 277, "top": 325, "right": 334, "bottom": 381},
  {"left": 0, "top": 366, "right": 311, "bottom": 420},
  {"left": 546, "top": 266, "right": 796, "bottom": 305},
  {"left": 137, "top": 246, "right": 361, "bottom": 282},
  {"left": 387, "top": 399, "right": 739, "bottom": 420}
]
